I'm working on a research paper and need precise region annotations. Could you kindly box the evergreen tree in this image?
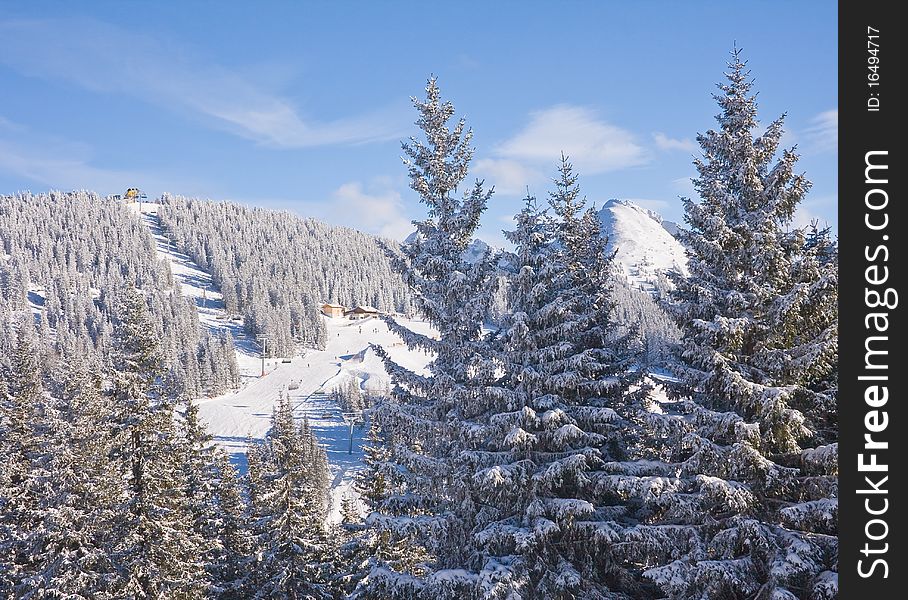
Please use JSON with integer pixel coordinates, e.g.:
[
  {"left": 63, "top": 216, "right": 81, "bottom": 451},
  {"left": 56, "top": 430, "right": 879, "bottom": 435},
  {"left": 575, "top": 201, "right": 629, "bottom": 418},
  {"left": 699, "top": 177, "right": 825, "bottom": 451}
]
[
  {"left": 156, "top": 192, "right": 409, "bottom": 355},
  {"left": 350, "top": 418, "right": 430, "bottom": 599},
  {"left": 365, "top": 76, "right": 498, "bottom": 598},
  {"left": 108, "top": 287, "right": 208, "bottom": 598},
  {"left": 178, "top": 396, "right": 224, "bottom": 592},
  {"left": 244, "top": 439, "right": 269, "bottom": 594},
  {"left": 19, "top": 354, "right": 122, "bottom": 598},
  {"left": 472, "top": 179, "right": 645, "bottom": 599},
  {"left": 644, "top": 49, "right": 838, "bottom": 599},
  {"left": 212, "top": 451, "right": 253, "bottom": 599},
  {"left": 0, "top": 322, "right": 48, "bottom": 594},
  {"left": 252, "top": 395, "right": 334, "bottom": 599},
  {"left": 224, "top": 330, "right": 241, "bottom": 390}
]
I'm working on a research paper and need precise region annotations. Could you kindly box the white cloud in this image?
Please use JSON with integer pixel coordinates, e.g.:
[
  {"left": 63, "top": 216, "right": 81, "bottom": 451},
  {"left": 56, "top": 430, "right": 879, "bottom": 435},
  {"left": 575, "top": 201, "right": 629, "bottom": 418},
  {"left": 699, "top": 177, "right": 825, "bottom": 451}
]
[
  {"left": 777, "top": 125, "right": 799, "bottom": 152},
  {"left": 475, "top": 105, "right": 647, "bottom": 197},
  {"left": 453, "top": 54, "right": 481, "bottom": 70},
  {"left": 0, "top": 116, "right": 25, "bottom": 132},
  {"left": 495, "top": 105, "right": 648, "bottom": 175},
  {"left": 329, "top": 182, "right": 413, "bottom": 240},
  {"left": 791, "top": 194, "right": 836, "bottom": 231},
  {"left": 473, "top": 158, "right": 543, "bottom": 196},
  {"left": 792, "top": 206, "right": 819, "bottom": 230},
  {"left": 0, "top": 18, "right": 405, "bottom": 148},
  {"left": 803, "top": 109, "right": 837, "bottom": 154},
  {"left": 653, "top": 132, "right": 696, "bottom": 152},
  {"left": 0, "top": 139, "right": 137, "bottom": 192}
]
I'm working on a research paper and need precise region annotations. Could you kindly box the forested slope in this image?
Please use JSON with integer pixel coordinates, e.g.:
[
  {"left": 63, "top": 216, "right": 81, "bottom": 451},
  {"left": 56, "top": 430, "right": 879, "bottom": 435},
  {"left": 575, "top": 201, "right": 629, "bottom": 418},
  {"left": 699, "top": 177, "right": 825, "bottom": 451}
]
[
  {"left": 0, "top": 191, "right": 238, "bottom": 398},
  {"left": 158, "top": 194, "right": 410, "bottom": 356}
]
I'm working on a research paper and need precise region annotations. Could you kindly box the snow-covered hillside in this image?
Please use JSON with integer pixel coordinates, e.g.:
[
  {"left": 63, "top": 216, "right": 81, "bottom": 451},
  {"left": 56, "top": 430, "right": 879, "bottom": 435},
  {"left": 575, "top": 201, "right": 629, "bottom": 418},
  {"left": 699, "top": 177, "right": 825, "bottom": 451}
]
[
  {"left": 133, "top": 202, "right": 263, "bottom": 380},
  {"left": 597, "top": 199, "right": 688, "bottom": 290},
  {"left": 196, "top": 314, "right": 433, "bottom": 522},
  {"left": 137, "top": 201, "right": 434, "bottom": 522}
]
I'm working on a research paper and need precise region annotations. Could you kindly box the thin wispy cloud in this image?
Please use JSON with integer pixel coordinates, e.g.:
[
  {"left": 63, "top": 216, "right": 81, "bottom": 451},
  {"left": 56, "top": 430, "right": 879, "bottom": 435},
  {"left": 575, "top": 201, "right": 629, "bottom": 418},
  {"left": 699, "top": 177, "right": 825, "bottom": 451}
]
[
  {"left": 0, "top": 140, "right": 136, "bottom": 192},
  {"left": 792, "top": 194, "right": 836, "bottom": 230},
  {"left": 0, "top": 116, "right": 135, "bottom": 191},
  {"left": 803, "top": 109, "right": 837, "bottom": 154},
  {"left": 0, "top": 139, "right": 202, "bottom": 195},
  {"left": 653, "top": 132, "right": 696, "bottom": 153},
  {"left": 0, "top": 18, "right": 406, "bottom": 148},
  {"left": 0, "top": 116, "right": 198, "bottom": 194},
  {"left": 452, "top": 54, "right": 481, "bottom": 70},
  {"left": 211, "top": 180, "right": 415, "bottom": 241},
  {"left": 0, "top": 116, "right": 26, "bottom": 132},
  {"left": 671, "top": 176, "right": 696, "bottom": 196}
]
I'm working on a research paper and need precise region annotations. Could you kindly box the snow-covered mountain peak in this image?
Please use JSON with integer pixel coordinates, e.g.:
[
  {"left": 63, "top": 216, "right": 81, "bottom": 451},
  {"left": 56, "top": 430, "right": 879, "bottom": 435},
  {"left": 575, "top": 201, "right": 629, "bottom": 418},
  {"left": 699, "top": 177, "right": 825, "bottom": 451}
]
[
  {"left": 603, "top": 198, "right": 665, "bottom": 226},
  {"left": 597, "top": 199, "right": 688, "bottom": 291},
  {"left": 461, "top": 238, "right": 490, "bottom": 265},
  {"left": 404, "top": 231, "right": 497, "bottom": 267}
]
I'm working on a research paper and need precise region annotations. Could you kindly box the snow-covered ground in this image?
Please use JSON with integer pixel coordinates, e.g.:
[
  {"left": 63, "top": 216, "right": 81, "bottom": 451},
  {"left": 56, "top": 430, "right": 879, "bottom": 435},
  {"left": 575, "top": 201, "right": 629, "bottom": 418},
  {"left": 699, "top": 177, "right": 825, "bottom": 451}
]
[
  {"left": 196, "top": 315, "right": 433, "bottom": 522},
  {"left": 135, "top": 202, "right": 434, "bottom": 522}
]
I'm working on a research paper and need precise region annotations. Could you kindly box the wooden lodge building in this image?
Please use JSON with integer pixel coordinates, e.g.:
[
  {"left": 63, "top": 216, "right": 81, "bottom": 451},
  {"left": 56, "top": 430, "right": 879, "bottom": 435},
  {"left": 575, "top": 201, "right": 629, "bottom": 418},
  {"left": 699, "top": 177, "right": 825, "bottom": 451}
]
[
  {"left": 320, "top": 303, "right": 346, "bottom": 318},
  {"left": 320, "top": 303, "right": 380, "bottom": 320},
  {"left": 345, "top": 305, "right": 379, "bottom": 320}
]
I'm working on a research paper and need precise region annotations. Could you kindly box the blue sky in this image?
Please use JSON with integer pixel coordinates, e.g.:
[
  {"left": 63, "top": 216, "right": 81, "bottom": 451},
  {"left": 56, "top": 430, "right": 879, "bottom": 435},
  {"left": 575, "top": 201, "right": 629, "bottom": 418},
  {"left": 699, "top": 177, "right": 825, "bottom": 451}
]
[{"left": 0, "top": 1, "right": 837, "bottom": 246}]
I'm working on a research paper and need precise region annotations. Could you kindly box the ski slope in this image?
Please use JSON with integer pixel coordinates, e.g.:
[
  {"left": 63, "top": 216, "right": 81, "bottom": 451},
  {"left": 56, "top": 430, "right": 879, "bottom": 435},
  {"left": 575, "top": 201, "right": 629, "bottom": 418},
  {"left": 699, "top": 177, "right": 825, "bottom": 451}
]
[
  {"left": 197, "top": 315, "right": 433, "bottom": 522},
  {"left": 136, "top": 202, "right": 433, "bottom": 522},
  {"left": 135, "top": 202, "right": 263, "bottom": 380}
]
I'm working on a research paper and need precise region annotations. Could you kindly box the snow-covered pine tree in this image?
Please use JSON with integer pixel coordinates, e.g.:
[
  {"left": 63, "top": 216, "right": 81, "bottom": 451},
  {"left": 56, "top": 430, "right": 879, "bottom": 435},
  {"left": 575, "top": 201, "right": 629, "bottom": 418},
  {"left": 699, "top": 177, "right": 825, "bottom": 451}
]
[
  {"left": 334, "top": 493, "right": 368, "bottom": 597},
  {"left": 156, "top": 193, "right": 406, "bottom": 355},
  {"left": 198, "top": 340, "right": 215, "bottom": 396},
  {"left": 333, "top": 378, "right": 367, "bottom": 413},
  {"left": 243, "top": 438, "right": 269, "bottom": 594},
  {"left": 645, "top": 48, "right": 838, "bottom": 599},
  {"left": 350, "top": 418, "right": 430, "bottom": 599},
  {"left": 0, "top": 191, "right": 210, "bottom": 401},
  {"left": 211, "top": 451, "right": 253, "bottom": 599},
  {"left": 107, "top": 287, "right": 208, "bottom": 598},
  {"left": 356, "top": 422, "right": 394, "bottom": 514},
  {"left": 0, "top": 378, "right": 9, "bottom": 598},
  {"left": 471, "top": 176, "right": 646, "bottom": 599},
  {"left": 223, "top": 330, "right": 241, "bottom": 390},
  {"left": 608, "top": 275, "right": 681, "bottom": 367},
  {"left": 364, "top": 76, "right": 498, "bottom": 598},
  {"left": 17, "top": 352, "right": 122, "bottom": 598},
  {"left": 0, "top": 321, "right": 48, "bottom": 594},
  {"left": 768, "top": 222, "right": 838, "bottom": 444},
  {"left": 251, "top": 394, "right": 334, "bottom": 599},
  {"left": 177, "top": 396, "right": 224, "bottom": 590}
]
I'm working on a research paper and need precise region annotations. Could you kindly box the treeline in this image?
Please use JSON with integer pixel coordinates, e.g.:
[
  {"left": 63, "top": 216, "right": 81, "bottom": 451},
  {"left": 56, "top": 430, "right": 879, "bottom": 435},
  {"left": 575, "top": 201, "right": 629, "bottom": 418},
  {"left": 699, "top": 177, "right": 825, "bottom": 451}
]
[
  {"left": 0, "top": 191, "right": 239, "bottom": 398},
  {"left": 157, "top": 195, "right": 411, "bottom": 357}
]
